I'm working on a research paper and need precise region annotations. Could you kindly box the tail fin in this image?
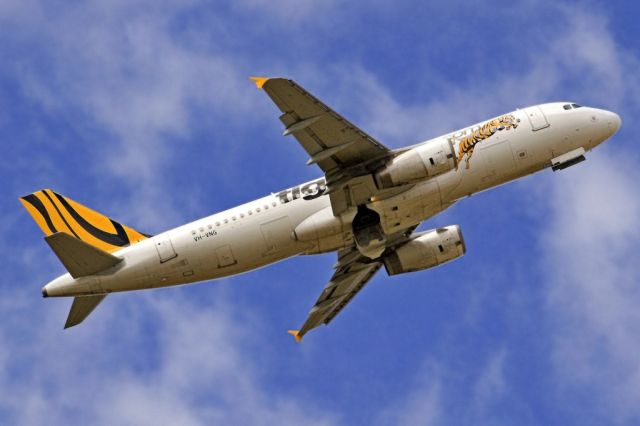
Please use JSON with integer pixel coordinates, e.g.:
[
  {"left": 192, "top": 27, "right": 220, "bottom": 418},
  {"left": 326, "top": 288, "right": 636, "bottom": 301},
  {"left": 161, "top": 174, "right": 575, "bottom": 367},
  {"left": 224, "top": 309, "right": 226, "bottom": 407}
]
[{"left": 20, "top": 189, "right": 151, "bottom": 253}]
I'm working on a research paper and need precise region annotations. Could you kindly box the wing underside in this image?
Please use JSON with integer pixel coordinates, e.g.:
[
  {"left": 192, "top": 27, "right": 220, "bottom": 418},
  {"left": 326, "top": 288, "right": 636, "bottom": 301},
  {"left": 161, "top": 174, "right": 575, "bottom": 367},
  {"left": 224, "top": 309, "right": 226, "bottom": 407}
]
[
  {"left": 252, "top": 77, "right": 391, "bottom": 176},
  {"left": 289, "top": 226, "right": 418, "bottom": 342},
  {"left": 289, "top": 250, "right": 382, "bottom": 342}
]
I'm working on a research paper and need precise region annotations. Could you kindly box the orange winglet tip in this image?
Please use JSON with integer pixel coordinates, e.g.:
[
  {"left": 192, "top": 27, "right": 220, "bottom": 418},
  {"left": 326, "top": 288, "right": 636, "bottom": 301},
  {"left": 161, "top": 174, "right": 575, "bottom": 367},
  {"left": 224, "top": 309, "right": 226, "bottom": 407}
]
[
  {"left": 249, "top": 76, "right": 269, "bottom": 89},
  {"left": 287, "top": 329, "right": 302, "bottom": 343}
]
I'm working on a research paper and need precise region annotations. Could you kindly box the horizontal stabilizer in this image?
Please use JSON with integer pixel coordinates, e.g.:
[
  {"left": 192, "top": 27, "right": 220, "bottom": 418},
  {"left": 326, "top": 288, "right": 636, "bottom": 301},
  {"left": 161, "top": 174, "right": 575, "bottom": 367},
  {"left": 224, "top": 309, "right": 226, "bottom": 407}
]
[
  {"left": 45, "top": 232, "right": 122, "bottom": 278},
  {"left": 65, "top": 295, "right": 106, "bottom": 329}
]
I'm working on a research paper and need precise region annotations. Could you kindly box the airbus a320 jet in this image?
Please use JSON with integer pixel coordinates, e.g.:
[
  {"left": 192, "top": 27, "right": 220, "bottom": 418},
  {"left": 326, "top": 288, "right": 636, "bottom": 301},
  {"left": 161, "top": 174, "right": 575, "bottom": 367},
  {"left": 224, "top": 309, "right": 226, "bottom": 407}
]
[{"left": 21, "top": 77, "right": 621, "bottom": 341}]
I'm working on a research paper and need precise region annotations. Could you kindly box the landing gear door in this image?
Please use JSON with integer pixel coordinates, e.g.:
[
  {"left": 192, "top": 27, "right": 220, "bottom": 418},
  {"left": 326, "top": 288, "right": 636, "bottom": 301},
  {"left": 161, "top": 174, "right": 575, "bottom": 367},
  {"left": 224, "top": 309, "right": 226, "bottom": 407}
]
[{"left": 155, "top": 237, "right": 177, "bottom": 263}]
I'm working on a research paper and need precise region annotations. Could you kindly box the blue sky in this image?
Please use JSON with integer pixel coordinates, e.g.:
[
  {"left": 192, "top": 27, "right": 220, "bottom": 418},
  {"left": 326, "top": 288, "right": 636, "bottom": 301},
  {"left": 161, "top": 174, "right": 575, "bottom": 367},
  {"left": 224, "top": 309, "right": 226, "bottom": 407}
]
[{"left": 2, "top": 0, "right": 640, "bottom": 424}]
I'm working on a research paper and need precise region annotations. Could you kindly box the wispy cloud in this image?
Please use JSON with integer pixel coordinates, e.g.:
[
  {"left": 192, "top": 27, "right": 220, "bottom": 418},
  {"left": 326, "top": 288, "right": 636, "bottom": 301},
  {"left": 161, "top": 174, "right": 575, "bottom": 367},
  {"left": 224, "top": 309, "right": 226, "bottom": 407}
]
[
  {"left": 376, "top": 361, "right": 443, "bottom": 426},
  {"left": 541, "top": 151, "right": 640, "bottom": 422},
  {"left": 0, "top": 288, "right": 336, "bottom": 425},
  {"left": 3, "top": 0, "right": 257, "bottom": 229}
]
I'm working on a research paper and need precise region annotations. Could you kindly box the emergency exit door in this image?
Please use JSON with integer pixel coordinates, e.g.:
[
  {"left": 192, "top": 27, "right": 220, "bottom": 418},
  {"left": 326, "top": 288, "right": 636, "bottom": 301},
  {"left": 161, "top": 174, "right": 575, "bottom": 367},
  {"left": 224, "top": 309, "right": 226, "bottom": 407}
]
[{"left": 523, "top": 106, "right": 550, "bottom": 131}]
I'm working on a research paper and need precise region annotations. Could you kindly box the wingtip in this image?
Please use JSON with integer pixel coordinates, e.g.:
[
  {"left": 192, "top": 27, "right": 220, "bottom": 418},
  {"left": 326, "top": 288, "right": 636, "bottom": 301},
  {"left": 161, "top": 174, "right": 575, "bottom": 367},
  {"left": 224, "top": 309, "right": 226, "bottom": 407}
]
[
  {"left": 249, "top": 76, "right": 269, "bottom": 89},
  {"left": 287, "top": 329, "right": 303, "bottom": 343}
]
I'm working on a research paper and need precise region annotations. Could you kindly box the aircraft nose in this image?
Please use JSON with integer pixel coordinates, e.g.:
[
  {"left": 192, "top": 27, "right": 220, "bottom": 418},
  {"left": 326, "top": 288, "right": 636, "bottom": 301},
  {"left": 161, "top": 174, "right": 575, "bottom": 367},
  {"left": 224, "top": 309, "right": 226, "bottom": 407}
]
[{"left": 601, "top": 110, "right": 621, "bottom": 136}]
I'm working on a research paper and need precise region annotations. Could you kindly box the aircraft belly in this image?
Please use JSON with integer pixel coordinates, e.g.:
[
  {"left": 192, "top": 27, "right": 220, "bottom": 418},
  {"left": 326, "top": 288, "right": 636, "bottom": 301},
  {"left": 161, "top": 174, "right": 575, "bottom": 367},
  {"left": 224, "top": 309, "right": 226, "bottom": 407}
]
[{"left": 371, "top": 179, "right": 444, "bottom": 234}]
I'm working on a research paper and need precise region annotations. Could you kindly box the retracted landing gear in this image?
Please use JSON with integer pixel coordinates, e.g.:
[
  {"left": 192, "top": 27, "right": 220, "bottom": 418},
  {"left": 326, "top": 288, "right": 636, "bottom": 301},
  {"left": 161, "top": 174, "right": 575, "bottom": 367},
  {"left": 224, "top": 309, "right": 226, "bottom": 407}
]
[{"left": 352, "top": 205, "right": 386, "bottom": 259}]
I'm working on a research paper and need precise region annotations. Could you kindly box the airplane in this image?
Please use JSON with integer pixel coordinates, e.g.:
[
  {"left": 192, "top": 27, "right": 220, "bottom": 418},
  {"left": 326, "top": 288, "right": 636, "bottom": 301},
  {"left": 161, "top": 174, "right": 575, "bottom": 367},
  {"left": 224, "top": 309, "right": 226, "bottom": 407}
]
[{"left": 20, "top": 77, "right": 621, "bottom": 341}]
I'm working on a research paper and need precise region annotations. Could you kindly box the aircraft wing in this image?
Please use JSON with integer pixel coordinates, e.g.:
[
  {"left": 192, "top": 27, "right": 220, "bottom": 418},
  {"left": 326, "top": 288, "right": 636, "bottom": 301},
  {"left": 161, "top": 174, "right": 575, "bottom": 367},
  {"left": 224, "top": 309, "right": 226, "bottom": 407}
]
[
  {"left": 288, "top": 248, "right": 383, "bottom": 342},
  {"left": 288, "top": 226, "right": 418, "bottom": 342},
  {"left": 251, "top": 77, "right": 392, "bottom": 177}
]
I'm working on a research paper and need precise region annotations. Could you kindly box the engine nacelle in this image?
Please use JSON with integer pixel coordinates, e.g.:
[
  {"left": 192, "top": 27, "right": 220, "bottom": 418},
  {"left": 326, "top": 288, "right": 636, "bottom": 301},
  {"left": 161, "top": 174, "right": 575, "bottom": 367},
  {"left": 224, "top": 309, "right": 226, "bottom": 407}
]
[
  {"left": 383, "top": 225, "right": 466, "bottom": 276},
  {"left": 375, "top": 138, "right": 456, "bottom": 188}
]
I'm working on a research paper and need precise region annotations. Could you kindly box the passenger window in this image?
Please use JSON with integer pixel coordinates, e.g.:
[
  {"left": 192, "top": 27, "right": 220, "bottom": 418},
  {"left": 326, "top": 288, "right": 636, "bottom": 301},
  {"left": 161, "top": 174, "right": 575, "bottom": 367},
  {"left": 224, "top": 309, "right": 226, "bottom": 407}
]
[
  {"left": 571, "top": 103, "right": 582, "bottom": 108},
  {"left": 215, "top": 222, "right": 220, "bottom": 226},
  {"left": 563, "top": 104, "right": 572, "bottom": 110},
  {"left": 256, "top": 207, "right": 261, "bottom": 213}
]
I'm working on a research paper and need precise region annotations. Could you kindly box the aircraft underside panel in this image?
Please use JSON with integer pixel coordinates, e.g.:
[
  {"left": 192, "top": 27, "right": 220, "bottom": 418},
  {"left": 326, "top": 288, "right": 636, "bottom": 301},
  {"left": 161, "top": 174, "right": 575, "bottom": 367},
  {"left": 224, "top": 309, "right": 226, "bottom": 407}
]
[
  {"left": 155, "top": 238, "right": 177, "bottom": 263},
  {"left": 371, "top": 179, "right": 443, "bottom": 234},
  {"left": 215, "top": 245, "right": 237, "bottom": 268},
  {"left": 261, "top": 217, "right": 295, "bottom": 255}
]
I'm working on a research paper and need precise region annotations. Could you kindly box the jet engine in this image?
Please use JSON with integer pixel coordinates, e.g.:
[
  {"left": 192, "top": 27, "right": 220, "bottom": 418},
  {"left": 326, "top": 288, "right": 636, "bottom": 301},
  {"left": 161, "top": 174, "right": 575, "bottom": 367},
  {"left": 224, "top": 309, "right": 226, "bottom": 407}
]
[
  {"left": 375, "top": 138, "right": 456, "bottom": 188},
  {"left": 383, "top": 225, "right": 465, "bottom": 276}
]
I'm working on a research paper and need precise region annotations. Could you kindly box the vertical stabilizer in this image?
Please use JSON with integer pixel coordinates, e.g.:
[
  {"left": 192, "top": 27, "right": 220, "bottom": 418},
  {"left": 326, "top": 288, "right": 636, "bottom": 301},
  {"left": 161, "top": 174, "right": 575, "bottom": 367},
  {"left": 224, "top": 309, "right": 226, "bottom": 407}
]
[{"left": 20, "top": 189, "right": 151, "bottom": 254}]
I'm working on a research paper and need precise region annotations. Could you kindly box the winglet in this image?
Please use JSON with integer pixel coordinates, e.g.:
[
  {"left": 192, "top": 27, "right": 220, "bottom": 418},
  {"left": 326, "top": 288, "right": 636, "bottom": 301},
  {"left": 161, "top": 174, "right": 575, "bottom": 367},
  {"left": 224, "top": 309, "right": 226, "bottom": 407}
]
[
  {"left": 287, "top": 329, "right": 302, "bottom": 343},
  {"left": 249, "top": 76, "right": 269, "bottom": 89}
]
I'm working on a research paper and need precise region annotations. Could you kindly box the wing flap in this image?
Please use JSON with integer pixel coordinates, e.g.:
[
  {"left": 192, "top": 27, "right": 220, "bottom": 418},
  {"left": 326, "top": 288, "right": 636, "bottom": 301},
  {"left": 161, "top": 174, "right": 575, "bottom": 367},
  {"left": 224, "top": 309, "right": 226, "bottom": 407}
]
[
  {"left": 45, "top": 232, "right": 122, "bottom": 278},
  {"left": 64, "top": 294, "right": 107, "bottom": 329}
]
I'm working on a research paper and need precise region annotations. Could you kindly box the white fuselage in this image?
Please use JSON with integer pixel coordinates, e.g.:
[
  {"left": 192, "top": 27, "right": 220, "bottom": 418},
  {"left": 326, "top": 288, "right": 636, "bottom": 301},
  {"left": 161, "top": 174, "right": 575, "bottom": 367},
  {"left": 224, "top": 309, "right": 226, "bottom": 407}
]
[{"left": 44, "top": 103, "right": 621, "bottom": 297}]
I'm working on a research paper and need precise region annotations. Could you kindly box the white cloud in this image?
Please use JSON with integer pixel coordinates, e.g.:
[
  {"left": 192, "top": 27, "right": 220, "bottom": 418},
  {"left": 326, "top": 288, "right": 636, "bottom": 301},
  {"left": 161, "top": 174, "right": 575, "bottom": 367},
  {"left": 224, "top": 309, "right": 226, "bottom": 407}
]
[
  {"left": 375, "top": 348, "right": 510, "bottom": 425},
  {"left": 541, "top": 151, "right": 640, "bottom": 421},
  {"left": 4, "top": 0, "right": 255, "bottom": 229},
  {"left": 471, "top": 348, "right": 508, "bottom": 416},
  {"left": 0, "top": 288, "right": 336, "bottom": 426},
  {"left": 376, "top": 361, "right": 443, "bottom": 426}
]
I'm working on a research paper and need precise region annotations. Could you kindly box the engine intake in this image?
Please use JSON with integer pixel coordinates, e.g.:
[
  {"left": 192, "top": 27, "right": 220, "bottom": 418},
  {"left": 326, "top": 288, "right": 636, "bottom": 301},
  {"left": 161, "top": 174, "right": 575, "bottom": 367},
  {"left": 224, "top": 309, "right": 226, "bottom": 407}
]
[
  {"left": 375, "top": 138, "right": 456, "bottom": 188},
  {"left": 383, "top": 225, "right": 466, "bottom": 276}
]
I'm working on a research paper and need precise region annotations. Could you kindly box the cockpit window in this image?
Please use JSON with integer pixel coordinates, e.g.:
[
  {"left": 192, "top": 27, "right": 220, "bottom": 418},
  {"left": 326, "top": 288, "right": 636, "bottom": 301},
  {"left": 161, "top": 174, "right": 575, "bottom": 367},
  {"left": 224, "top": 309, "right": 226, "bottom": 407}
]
[
  {"left": 563, "top": 104, "right": 572, "bottom": 110},
  {"left": 571, "top": 103, "right": 582, "bottom": 108}
]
